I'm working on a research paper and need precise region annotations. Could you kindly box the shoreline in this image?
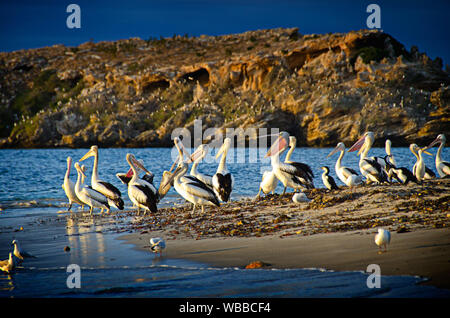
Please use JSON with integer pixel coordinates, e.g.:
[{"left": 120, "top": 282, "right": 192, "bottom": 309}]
[{"left": 119, "top": 178, "right": 450, "bottom": 290}]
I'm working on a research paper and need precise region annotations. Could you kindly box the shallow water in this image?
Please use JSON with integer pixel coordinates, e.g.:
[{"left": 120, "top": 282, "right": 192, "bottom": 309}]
[{"left": 0, "top": 147, "right": 449, "bottom": 297}]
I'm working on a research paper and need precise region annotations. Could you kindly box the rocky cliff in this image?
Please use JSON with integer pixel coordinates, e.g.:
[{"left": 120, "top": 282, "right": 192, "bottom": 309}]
[{"left": 0, "top": 28, "right": 449, "bottom": 148}]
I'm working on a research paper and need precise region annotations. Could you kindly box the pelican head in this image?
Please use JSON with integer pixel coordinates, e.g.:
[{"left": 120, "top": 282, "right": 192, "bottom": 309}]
[
  {"left": 80, "top": 145, "right": 98, "bottom": 162},
  {"left": 126, "top": 154, "right": 151, "bottom": 176},
  {"left": 163, "top": 161, "right": 189, "bottom": 189},
  {"left": 191, "top": 144, "right": 209, "bottom": 162},
  {"left": 265, "top": 131, "right": 290, "bottom": 158},
  {"left": 11, "top": 239, "right": 18, "bottom": 247},
  {"left": 170, "top": 137, "right": 192, "bottom": 171},
  {"left": 74, "top": 162, "right": 87, "bottom": 178},
  {"left": 216, "top": 137, "right": 232, "bottom": 159},
  {"left": 327, "top": 142, "right": 345, "bottom": 158},
  {"left": 428, "top": 134, "right": 446, "bottom": 148},
  {"left": 289, "top": 136, "right": 297, "bottom": 148},
  {"left": 66, "top": 156, "right": 73, "bottom": 168},
  {"left": 348, "top": 132, "right": 374, "bottom": 155}
]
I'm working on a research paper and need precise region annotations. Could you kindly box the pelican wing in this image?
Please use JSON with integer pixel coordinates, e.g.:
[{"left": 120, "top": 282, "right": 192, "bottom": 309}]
[
  {"left": 279, "top": 162, "right": 314, "bottom": 181},
  {"left": 182, "top": 181, "right": 220, "bottom": 206},
  {"left": 425, "top": 166, "right": 436, "bottom": 178},
  {"left": 341, "top": 167, "right": 359, "bottom": 179},
  {"left": 82, "top": 186, "right": 109, "bottom": 206},
  {"left": 96, "top": 181, "right": 121, "bottom": 199},
  {"left": 130, "top": 184, "right": 158, "bottom": 212}
]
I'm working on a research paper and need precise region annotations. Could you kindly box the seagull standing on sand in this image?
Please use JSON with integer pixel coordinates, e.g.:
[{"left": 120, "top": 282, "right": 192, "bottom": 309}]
[
  {"left": 150, "top": 237, "right": 166, "bottom": 256},
  {"left": 375, "top": 228, "right": 391, "bottom": 253},
  {"left": 0, "top": 253, "right": 16, "bottom": 273},
  {"left": 12, "top": 239, "right": 36, "bottom": 261},
  {"left": 292, "top": 192, "right": 310, "bottom": 203}
]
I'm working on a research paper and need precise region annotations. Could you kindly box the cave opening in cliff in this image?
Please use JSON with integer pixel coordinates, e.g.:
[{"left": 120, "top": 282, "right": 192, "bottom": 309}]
[
  {"left": 142, "top": 79, "right": 170, "bottom": 94},
  {"left": 179, "top": 68, "right": 210, "bottom": 86}
]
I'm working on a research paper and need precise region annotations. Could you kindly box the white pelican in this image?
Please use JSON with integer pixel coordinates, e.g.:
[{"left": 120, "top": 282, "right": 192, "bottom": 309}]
[
  {"left": 0, "top": 253, "right": 16, "bottom": 273},
  {"left": 265, "top": 132, "right": 314, "bottom": 194},
  {"left": 79, "top": 145, "right": 124, "bottom": 210},
  {"left": 427, "top": 134, "right": 450, "bottom": 178},
  {"left": 150, "top": 237, "right": 166, "bottom": 256},
  {"left": 74, "top": 162, "right": 110, "bottom": 214},
  {"left": 283, "top": 135, "right": 315, "bottom": 189},
  {"left": 116, "top": 159, "right": 154, "bottom": 186},
  {"left": 320, "top": 166, "right": 338, "bottom": 190},
  {"left": 348, "top": 132, "right": 387, "bottom": 184},
  {"left": 212, "top": 137, "right": 234, "bottom": 202},
  {"left": 327, "top": 142, "right": 362, "bottom": 187},
  {"left": 168, "top": 161, "right": 220, "bottom": 214},
  {"left": 62, "top": 156, "right": 84, "bottom": 211},
  {"left": 409, "top": 144, "right": 435, "bottom": 180},
  {"left": 385, "top": 139, "right": 397, "bottom": 167},
  {"left": 375, "top": 228, "right": 391, "bottom": 253},
  {"left": 255, "top": 170, "right": 279, "bottom": 200},
  {"left": 190, "top": 144, "right": 213, "bottom": 188},
  {"left": 383, "top": 156, "right": 418, "bottom": 184},
  {"left": 126, "top": 153, "right": 159, "bottom": 215},
  {"left": 12, "top": 239, "right": 36, "bottom": 261},
  {"left": 292, "top": 192, "right": 310, "bottom": 203}
]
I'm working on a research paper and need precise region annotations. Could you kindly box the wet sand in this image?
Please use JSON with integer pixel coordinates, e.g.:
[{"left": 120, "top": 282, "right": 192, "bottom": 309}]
[{"left": 120, "top": 178, "right": 450, "bottom": 289}]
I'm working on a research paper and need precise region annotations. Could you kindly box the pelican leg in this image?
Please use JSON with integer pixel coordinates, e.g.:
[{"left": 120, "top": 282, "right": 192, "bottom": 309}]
[
  {"left": 89, "top": 206, "right": 93, "bottom": 214},
  {"left": 67, "top": 203, "right": 72, "bottom": 211},
  {"left": 191, "top": 204, "right": 196, "bottom": 215},
  {"left": 201, "top": 205, "right": 205, "bottom": 214},
  {"left": 282, "top": 187, "right": 286, "bottom": 195}
]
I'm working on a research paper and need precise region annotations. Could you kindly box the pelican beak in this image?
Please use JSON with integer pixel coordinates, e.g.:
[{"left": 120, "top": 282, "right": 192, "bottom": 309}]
[
  {"left": 80, "top": 148, "right": 94, "bottom": 162},
  {"left": 327, "top": 145, "right": 340, "bottom": 158},
  {"left": 125, "top": 167, "right": 133, "bottom": 178},
  {"left": 424, "top": 150, "right": 433, "bottom": 156},
  {"left": 265, "top": 135, "right": 288, "bottom": 158},
  {"left": 427, "top": 136, "right": 441, "bottom": 149},
  {"left": 191, "top": 146, "right": 205, "bottom": 163},
  {"left": 348, "top": 134, "right": 366, "bottom": 153},
  {"left": 216, "top": 142, "right": 225, "bottom": 159},
  {"left": 131, "top": 156, "right": 151, "bottom": 175},
  {"left": 161, "top": 165, "right": 182, "bottom": 190}
]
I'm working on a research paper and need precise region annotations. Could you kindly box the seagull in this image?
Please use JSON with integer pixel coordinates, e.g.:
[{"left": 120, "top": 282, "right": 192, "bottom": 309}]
[
  {"left": 292, "top": 192, "right": 310, "bottom": 203},
  {"left": 12, "top": 239, "right": 36, "bottom": 261},
  {"left": 0, "top": 253, "right": 16, "bottom": 273},
  {"left": 374, "top": 228, "right": 391, "bottom": 253},
  {"left": 149, "top": 237, "right": 166, "bottom": 256}
]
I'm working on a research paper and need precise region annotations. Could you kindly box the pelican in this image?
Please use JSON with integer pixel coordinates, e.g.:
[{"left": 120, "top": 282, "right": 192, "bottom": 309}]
[
  {"left": 62, "top": 156, "right": 84, "bottom": 211},
  {"left": 74, "top": 162, "right": 110, "bottom": 214},
  {"left": 255, "top": 170, "right": 279, "bottom": 200},
  {"left": 265, "top": 132, "right": 314, "bottom": 194},
  {"left": 283, "top": 135, "right": 315, "bottom": 189},
  {"left": 190, "top": 144, "right": 213, "bottom": 188},
  {"left": 320, "top": 166, "right": 338, "bottom": 190},
  {"left": 150, "top": 237, "right": 166, "bottom": 256},
  {"left": 384, "top": 156, "right": 418, "bottom": 185},
  {"left": 409, "top": 144, "right": 435, "bottom": 180},
  {"left": 327, "top": 142, "right": 362, "bottom": 187},
  {"left": 427, "top": 134, "right": 450, "bottom": 178},
  {"left": 116, "top": 159, "right": 154, "bottom": 186},
  {"left": 212, "top": 137, "right": 234, "bottom": 202},
  {"left": 385, "top": 139, "right": 397, "bottom": 167},
  {"left": 348, "top": 132, "right": 387, "bottom": 184},
  {"left": 126, "top": 153, "right": 159, "bottom": 215},
  {"left": 12, "top": 239, "right": 36, "bottom": 261},
  {"left": 168, "top": 161, "right": 220, "bottom": 214},
  {"left": 292, "top": 192, "right": 310, "bottom": 203},
  {"left": 375, "top": 228, "right": 391, "bottom": 253},
  {"left": 79, "top": 145, "right": 124, "bottom": 210},
  {"left": 0, "top": 253, "right": 16, "bottom": 273}
]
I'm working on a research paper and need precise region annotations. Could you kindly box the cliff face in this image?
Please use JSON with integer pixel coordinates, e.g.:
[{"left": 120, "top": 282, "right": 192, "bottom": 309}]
[{"left": 0, "top": 28, "right": 449, "bottom": 148}]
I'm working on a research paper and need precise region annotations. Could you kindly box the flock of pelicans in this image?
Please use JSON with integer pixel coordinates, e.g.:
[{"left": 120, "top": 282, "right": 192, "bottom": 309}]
[
  {"left": 1, "top": 132, "right": 448, "bottom": 273},
  {"left": 63, "top": 131, "right": 448, "bottom": 216}
]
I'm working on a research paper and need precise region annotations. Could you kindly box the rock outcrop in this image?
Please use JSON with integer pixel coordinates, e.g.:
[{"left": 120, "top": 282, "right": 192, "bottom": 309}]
[{"left": 0, "top": 28, "right": 448, "bottom": 148}]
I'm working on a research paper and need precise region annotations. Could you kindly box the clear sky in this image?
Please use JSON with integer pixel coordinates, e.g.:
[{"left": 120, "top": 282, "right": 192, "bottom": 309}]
[{"left": 1, "top": 0, "right": 449, "bottom": 65}]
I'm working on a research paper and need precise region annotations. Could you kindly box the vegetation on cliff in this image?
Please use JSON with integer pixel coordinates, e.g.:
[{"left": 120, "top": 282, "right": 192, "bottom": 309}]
[{"left": 0, "top": 28, "right": 448, "bottom": 148}]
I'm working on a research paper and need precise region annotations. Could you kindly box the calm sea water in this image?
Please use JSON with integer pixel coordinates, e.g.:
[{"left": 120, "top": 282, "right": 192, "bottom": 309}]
[{"left": 0, "top": 147, "right": 448, "bottom": 298}]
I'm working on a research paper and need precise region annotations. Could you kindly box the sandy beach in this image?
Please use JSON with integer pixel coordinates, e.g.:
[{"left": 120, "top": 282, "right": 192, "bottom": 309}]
[{"left": 120, "top": 178, "right": 450, "bottom": 289}]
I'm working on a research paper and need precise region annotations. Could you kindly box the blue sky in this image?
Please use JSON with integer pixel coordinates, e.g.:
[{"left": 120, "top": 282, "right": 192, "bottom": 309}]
[{"left": 1, "top": 0, "right": 449, "bottom": 65}]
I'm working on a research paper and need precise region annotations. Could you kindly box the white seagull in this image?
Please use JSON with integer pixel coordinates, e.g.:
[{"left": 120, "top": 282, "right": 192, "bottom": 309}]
[
  {"left": 212, "top": 137, "right": 234, "bottom": 202},
  {"left": 79, "top": 145, "right": 124, "bottom": 210},
  {"left": 375, "top": 228, "right": 391, "bottom": 253},
  {"left": 150, "top": 237, "right": 166, "bottom": 256},
  {"left": 427, "top": 134, "right": 450, "bottom": 178},
  {"left": 327, "top": 142, "right": 362, "bottom": 187},
  {"left": 74, "top": 162, "right": 110, "bottom": 214},
  {"left": 12, "top": 239, "right": 36, "bottom": 261},
  {"left": 265, "top": 132, "right": 314, "bottom": 194},
  {"left": 292, "top": 192, "right": 310, "bottom": 203},
  {"left": 0, "top": 253, "right": 16, "bottom": 274}
]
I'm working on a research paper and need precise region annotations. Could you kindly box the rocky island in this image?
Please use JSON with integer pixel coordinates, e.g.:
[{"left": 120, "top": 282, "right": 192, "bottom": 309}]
[{"left": 0, "top": 28, "right": 449, "bottom": 148}]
